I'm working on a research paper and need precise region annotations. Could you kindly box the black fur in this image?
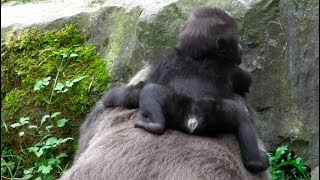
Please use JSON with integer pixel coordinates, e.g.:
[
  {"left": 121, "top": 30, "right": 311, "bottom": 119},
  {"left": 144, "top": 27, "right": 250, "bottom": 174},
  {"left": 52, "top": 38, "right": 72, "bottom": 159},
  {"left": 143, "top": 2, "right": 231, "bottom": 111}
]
[{"left": 102, "top": 7, "right": 269, "bottom": 173}]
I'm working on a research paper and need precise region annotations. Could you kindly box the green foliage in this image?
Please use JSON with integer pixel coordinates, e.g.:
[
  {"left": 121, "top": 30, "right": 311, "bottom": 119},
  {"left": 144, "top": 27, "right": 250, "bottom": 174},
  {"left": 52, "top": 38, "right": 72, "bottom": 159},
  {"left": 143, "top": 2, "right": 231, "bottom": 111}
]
[
  {"left": 1, "top": 148, "right": 23, "bottom": 179},
  {"left": 9, "top": 112, "right": 72, "bottom": 179},
  {"left": 1, "top": 24, "right": 109, "bottom": 129},
  {"left": 269, "top": 145, "right": 311, "bottom": 180},
  {"left": 1, "top": 24, "right": 110, "bottom": 179}
]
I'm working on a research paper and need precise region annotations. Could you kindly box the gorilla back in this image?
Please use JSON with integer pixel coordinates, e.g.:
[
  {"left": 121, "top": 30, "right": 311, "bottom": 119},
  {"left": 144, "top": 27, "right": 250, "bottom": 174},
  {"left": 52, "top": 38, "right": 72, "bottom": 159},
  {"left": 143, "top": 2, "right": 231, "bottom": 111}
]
[{"left": 60, "top": 104, "right": 270, "bottom": 180}]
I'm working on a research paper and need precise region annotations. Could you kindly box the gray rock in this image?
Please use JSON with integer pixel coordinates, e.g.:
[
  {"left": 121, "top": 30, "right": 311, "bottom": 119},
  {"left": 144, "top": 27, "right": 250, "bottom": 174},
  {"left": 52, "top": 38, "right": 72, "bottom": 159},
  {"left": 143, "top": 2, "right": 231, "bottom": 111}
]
[
  {"left": 312, "top": 166, "right": 319, "bottom": 180},
  {"left": 244, "top": 0, "right": 319, "bottom": 168},
  {"left": 1, "top": 0, "right": 318, "bottom": 168}
]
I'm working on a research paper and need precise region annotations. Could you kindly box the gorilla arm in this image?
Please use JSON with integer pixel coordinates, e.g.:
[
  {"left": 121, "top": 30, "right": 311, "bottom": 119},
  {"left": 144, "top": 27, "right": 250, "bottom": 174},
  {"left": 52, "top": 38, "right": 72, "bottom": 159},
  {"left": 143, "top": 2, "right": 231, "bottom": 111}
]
[
  {"left": 102, "top": 51, "right": 176, "bottom": 109},
  {"left": 232, "top": 66, "right": 252, "bottom": 97},
  {"left": 102, "top": 81, "right": 146, "bottom": 108},
  {"left": 102, "top": 65, "right": 154, "bottom": 108}
]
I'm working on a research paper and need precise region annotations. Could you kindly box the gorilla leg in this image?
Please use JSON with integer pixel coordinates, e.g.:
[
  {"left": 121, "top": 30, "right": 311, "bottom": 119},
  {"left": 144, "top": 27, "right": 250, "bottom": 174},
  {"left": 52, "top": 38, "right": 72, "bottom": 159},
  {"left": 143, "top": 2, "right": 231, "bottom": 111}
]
[
  {"left": 190, "top": 98, "right": 269, "bottom": 173},
  {"left": 102, "top": 81, "right": 145, "bottom": 109},
  {"left": 237, "top": 118, "right": 270, "bottom": 173},
  {"left": 222, "top": 99, "right": 269, "bottom": 173},
  {"left": 135, "top": 83, "right": 176, "bottom": 134}
]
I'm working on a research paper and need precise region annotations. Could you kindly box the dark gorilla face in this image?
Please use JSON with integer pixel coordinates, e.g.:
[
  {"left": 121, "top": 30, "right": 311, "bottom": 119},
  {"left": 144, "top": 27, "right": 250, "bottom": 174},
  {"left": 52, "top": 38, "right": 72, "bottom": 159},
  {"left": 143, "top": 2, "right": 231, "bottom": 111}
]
[
  {"left": 216, "top": 38, "right": 243, "bottom": 65},
  {"left": 176, "top": 7, "right": 242, "bottom": 64}
]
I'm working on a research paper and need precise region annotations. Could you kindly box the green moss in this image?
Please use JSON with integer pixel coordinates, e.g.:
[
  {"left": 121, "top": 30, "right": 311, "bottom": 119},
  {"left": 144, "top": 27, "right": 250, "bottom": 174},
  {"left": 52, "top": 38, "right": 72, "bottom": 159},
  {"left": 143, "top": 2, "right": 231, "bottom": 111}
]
[
  {"left": 3, "top": 90, "right": 25, "bottom": 118},
  {"left": 138, "top": 4, "right": 184, "bottom": 58},
  {"left": 105, "top": 7, "right": 142, "bottom": 84},
  {"left": 1, "top": 24, "right": 110, "bottom": 178}
]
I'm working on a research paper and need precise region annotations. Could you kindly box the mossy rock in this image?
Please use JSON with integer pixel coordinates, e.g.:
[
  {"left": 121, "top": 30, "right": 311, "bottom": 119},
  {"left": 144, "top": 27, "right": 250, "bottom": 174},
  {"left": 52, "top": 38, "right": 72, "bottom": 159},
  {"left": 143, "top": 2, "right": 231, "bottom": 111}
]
[{"left": 1, "top": 24, "right": 110, "bottom": 178}]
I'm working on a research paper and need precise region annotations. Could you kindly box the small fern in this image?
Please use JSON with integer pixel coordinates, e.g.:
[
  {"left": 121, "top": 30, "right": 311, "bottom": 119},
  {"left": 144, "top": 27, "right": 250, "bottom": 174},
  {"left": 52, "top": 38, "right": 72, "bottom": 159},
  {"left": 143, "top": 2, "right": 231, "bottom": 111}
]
[{"left": 269, "top": 145, "right": 311, "bottom": 180}]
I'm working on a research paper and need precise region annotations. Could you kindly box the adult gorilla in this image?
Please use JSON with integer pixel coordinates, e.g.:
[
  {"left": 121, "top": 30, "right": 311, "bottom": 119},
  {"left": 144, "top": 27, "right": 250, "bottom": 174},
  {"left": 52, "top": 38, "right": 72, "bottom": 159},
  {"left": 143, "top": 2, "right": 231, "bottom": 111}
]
[{"left": 60, "top": 68, "right": 270, "bottom": 180}]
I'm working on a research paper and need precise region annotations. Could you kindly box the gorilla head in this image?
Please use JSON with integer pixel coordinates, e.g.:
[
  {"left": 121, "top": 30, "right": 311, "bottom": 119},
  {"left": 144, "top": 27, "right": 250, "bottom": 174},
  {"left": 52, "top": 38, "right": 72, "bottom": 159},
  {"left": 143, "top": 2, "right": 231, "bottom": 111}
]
[{"left": 177, "top": 7, "right": 242, "bottom": 64}]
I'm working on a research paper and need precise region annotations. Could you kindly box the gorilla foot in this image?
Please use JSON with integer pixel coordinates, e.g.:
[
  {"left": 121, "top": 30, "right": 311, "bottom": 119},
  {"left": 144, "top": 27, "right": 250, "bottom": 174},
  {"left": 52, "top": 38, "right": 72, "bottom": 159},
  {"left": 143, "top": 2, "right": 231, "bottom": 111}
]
[
  {"left": 134, "top": 113, "right": 165, "bottom": 135},
  {"left": 244, "top": 151, "right": 270, "bottom": 173}
]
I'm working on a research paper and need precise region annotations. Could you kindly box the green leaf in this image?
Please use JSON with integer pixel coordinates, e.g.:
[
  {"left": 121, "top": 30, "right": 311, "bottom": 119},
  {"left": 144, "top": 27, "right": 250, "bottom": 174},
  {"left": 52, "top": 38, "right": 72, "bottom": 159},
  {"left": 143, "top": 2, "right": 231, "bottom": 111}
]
[
  {"left": 35, "top": 177, "right": 42, "bottom": 180},
  {"left": 7, "top": 162, "right": 15, "bottom": 171},
  {"left": 69, "top": 53, "right": 78, "bottom": 57},
  {"left": 52, "top": 139, "right": 61, "bottom": 146},
  {"left": 57, "top": 118, "right": 68, "bottom": 127},
  {"left": 54, "top": 83, "right": 64, "bottom": 91},
  {"left": 34, "top": 77, "right": 51, "bottom": 91},
  {"left": 27, "top": 147, "right": 39, "bottom": 153},
  {"left": 23, "top": 167, "right": 35, "bottom": 175},
  {"left": 287, "top": 152, "right": 292, "bottom": 161},
  {"left": 295, "top": 157, "right": 302, "bottom": 163},
  {"left": 61, "top": 137, "right": 74, "bottom": 143},
  {"left": 274, "top": 145, "right": 288, "bottom": 161},
  {"left": 34, "top": 82, "right": 42, "bottom": 91},
  {"left": 2, "top": 119, "right": 8, "bottom": 132},
  {"left": 1, "top": 159, "right": 7, "bottom": 166},
  {"left": 50, "top": 112, "right": 61, "bottom": 118},
  {"left": 20, "top": 117, "right": 30, "bottom": 125},
  {"left": 61, "top": 53, "right": 68, "bottom": 58},
  {"left": 42, "top": 134, "right": 51, "bottom": 140},
  {"left": 19, "top": 131, "right": 25, "bottom": 136},
  {"left": 10, "top": 123, "right": 21, "bottom": 128},
  {"left": 1, "top": 167, "right": 7, "bottom": 175},
  {"left": 45, "top": 125, "right": 53, "bottom": 132},
  {"left": 1, "top": 168, "right": 7, "bottom": 175},
  {"left": 65, "top": 80, "right": 72, "bottom": 87},
  {"left": 35, "top": 149, "right": 44, "bottom": 157},
  {"left": 56, "top": 153, "right": 68, "bottom": 159},
  {"left": 46, "top": 137, "right": 58, "bottom": 146},
  {"left": 47, "top": 158, "right": 60, "bottom": 165},
  {"left": 40, "top": 145, "right": 52, "bottom": 150},
  {"left": 65, "top": 76, "right": 87, "bottom": 87},
  {"left": 27, "top": 146, "right": 44, "bottom": 157},
  {"left": 40, "top": 115, "right": 50, "bottom": 125},
  {"left": 38, "top": 164, "right": 52, "bottom": 174},
  {"left": 71, "top": 76, "right": 87, "bottom": 83},
  {"left": 28, "top": 125, "right": 38, "bottom": 129},
  {"left": 42, "top": 77, "right": 51, "bottom": 85},
  {"left": 57, "top": 88, "right": 69, "bottom": 93}
]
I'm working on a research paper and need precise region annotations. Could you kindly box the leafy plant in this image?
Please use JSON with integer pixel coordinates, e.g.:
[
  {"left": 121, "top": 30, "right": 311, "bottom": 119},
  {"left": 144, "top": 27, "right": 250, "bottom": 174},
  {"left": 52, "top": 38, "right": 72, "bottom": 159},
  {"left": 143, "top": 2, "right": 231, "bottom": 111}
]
[
  {"left": 10, "top": 113, "right": 72, "bottom": 179},
  {"left": 1, "top": 148, "right": 23, "bottom": 179},
  {"left": 4, "top": 70, "right": 85, "bottom": 179},
  {"left": 269, "top": 145, "right": 311, "bottom": 180},
  {"left": 5, "top": 73, "right": 83, "bottom": 179}
]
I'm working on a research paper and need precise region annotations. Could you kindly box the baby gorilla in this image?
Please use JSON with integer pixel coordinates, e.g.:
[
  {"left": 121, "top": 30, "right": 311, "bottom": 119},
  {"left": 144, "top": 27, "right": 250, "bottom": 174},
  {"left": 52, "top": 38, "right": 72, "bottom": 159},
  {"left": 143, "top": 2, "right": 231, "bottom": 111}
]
[{"left": 102, "top": 7, "right": 269, "bottom": 173}]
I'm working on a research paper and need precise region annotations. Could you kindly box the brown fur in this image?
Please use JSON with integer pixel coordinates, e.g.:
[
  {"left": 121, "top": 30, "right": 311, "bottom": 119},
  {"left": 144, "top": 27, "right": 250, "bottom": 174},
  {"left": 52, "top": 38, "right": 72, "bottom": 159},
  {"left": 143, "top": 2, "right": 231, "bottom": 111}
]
[{"left": 60, "top": 96, "right": 270, "bottom": 180}]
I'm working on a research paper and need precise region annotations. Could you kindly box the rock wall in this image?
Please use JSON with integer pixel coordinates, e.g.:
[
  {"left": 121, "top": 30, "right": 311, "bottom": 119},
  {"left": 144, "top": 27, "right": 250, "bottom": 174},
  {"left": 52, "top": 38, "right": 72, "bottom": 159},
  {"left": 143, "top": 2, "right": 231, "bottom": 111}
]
[
  {"left": 2, "top": 0, "right": 318, "bottom": 168},
  {"left": 242, "top": 0, "right": 319, "bottom": 168}
]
